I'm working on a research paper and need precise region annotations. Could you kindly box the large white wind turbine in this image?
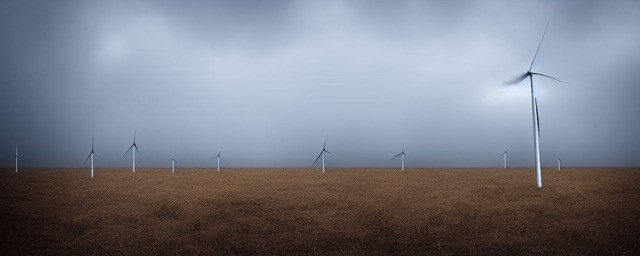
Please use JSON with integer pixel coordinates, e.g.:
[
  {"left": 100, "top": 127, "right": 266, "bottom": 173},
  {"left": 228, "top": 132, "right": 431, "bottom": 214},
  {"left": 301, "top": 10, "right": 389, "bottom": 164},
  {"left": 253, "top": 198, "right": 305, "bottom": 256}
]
[
  {"left": 14, "top": 145, "right": 20, "bottom": 173},
  {"left": 390, "top": 144, "right": 406, "bottom": 171},
  {"left": 83, "top": 137, "right": 97, "bottom": 178},
  {"left": 505, "top": 20, "right": 561, "bottom": 190},
  {"left": 123, "top": 131, "right": 141, "bottom": 172},
  {"left": 502, "top": 150, "right": 510, "bottom": 169},
  {"left": 312, "top": 139, "right": 332, "bottom": 173}
]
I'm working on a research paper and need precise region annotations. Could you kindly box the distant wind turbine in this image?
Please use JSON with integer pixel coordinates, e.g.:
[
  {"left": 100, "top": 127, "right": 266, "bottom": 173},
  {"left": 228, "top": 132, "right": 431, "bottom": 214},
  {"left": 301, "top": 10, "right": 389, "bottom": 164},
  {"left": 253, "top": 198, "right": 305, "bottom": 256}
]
[
  {"left": 14, "top": 145, "right": 20, "bottom": 173},
  {"left": 557, "top": 156, "right": 562, "bottom": 171},
  {"left": 122, "top": 131, "right": 141, "bottom": 172},
  {"left": 502, "top": 150, "right": 510, "bottom": 169},
  {"left": 83, "top": 137, "right": 97, "bottom": 178},
  {"left": 213, "top": 149, "right": 221, "bottom": 172},
  {"left": 312, "top": 139, "right": 332, "bottom": 173},
  {"left": 172, "top": 153, "right": 176, "bottom": 174},
  {"left": 390, "top": 144, "right": 406, "bottom": 171},
  {"left": 505, "top": 19, "right": 561, "bottom": 189}
]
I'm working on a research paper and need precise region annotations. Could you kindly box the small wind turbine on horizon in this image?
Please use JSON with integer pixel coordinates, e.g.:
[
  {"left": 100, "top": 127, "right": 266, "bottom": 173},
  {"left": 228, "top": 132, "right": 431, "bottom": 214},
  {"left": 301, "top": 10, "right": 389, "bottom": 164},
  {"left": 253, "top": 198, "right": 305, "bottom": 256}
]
[
  {"left": 312, "top": 139, "right": 332, "bottom": 173},
  {"left": 390, "top": 144, "right": 406, "bottom": 171},
  {"left": 14, "top": 145, "right": 20, "bottom": 173},
  {"left": 83, "top": 137, "right": 97, "bottom": 178},
  {"left": 212, "top": 149, "right": 221, "bottom": 172},
  {"left": 172, "top": 153, "right": 176, "bottom": 174},
  {"left": 505, "top": 19, "right": 561, "bottom": 190},
  {"left": 557, "top": 156, "right": 562, "bottom": 171},
  {"left": 122, "top": 131, "right": 141, "bottom": 172},
  {"left": 502, "top": 150, "right": 510, "bottom": 169}
]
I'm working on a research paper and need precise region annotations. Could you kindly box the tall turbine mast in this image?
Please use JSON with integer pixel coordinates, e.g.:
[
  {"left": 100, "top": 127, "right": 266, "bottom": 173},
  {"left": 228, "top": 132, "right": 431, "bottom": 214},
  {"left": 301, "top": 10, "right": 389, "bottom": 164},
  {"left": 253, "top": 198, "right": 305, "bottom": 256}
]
[
  {"left": 83, "top": 137, "right": 97, "bottom": 178},
  {"left": 312, "top": 138, "right": 332, "bottom": 173},
  {"left": 502, "top": 150, "right": 510, "bottom": 169},
  {"left": 14, "top": 145, "right": 20, "bottom": 173},
  {"left": 557, "top": 156, "right": 562, "bottom": 171},
  {"left": 123, "top": 131, "right": 141, "bottom": 172},
  {"left": 505, "top": 19, "right": 561, "bottom": 190},
  {"left": 214, "top": 149, "right": 221, "bottom": 172},
  {"left": 391, "top": 144, "right": 406, "bottom": 171},
  {"left": 172, "top": 153, "right": 176, "bottom": 174}
]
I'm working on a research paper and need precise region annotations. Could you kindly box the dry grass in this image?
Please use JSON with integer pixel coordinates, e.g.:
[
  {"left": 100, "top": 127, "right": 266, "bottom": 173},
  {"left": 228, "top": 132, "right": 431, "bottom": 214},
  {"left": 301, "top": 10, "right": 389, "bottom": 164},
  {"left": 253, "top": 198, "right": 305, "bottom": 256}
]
[{"left": 1, "top": 167, "right": 639, "bottom": 255}]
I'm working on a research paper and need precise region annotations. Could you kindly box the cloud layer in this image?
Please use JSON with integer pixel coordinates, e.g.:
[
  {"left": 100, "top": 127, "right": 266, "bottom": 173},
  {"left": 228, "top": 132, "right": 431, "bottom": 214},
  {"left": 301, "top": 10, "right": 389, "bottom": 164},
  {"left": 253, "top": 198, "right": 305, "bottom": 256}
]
[{"left": 1, "top": 0, "right": 639, "bottom": 167}]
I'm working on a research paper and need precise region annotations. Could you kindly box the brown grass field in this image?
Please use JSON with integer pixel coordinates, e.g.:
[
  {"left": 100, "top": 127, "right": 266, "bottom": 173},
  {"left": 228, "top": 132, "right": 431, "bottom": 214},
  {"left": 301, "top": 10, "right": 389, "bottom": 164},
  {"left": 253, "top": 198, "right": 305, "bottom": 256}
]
[{"left": 1, "top": 167, "right": 639, "bottom": 255}]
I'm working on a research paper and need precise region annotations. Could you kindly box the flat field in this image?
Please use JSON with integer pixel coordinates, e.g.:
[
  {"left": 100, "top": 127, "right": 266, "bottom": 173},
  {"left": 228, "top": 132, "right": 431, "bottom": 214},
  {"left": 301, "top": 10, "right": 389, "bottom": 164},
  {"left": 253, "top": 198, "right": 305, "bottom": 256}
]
[{"left": 1, "top": 168, "right": 639, "bottom": 255}]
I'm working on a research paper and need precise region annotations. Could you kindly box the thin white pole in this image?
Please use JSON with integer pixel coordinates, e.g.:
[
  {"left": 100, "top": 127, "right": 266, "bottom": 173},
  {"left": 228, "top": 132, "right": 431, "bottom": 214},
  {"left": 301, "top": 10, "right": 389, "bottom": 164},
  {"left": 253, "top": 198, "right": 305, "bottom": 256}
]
[
  {"left": 15, "top": 146, "right": 18, "bottom": 173},
  {"left": 530, "top": 77, "right": 542, "bottom": 189},
  {"left": 504, "top": 152, "right": 507, "bottom": 169},
  {"left": 217, "top": 157, "right": 220, "bottom": 172},
  {"left": 172, "top": 159, "right": 175, "bottom": 174},
  {"left": 557, "top": 158, "right": 561, "bottom": 171},
  {"left": 132, "top": 149, "right": 136, "bottom": 173},
  {"left": 322, "top": 153, "right": 325, "bottom": 174},
  {"left": 90, "top": 154, "right": 94, "bottom": 178},
  {"left": 401, "top": 154, "right": 405, "bottom": 171}
]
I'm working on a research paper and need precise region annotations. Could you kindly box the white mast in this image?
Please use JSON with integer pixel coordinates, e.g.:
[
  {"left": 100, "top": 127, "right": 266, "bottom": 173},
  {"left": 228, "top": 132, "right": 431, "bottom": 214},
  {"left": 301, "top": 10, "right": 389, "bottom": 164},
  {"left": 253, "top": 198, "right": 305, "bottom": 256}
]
[
  {"left": 504, "top": 19, "right": 560, "bottom": 190},
  {"left": 14, "top": 145, "right": 20, "bottom": 173},
  {"left": 313, "top": 139, "right": 331, "bottom": 174}
]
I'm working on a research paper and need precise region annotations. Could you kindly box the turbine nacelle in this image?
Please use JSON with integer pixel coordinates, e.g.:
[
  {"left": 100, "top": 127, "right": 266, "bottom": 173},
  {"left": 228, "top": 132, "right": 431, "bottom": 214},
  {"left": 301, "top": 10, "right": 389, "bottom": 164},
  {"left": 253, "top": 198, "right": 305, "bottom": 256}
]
[{"left": 504, "top": 71, "right": 561, "bottom": 85}]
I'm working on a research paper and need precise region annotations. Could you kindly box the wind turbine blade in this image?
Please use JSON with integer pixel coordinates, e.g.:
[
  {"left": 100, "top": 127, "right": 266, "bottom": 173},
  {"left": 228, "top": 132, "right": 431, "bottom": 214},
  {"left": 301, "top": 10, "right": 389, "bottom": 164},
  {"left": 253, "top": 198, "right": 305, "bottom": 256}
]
[
  {"left": 83, "top": 154, "right": 91, "bottom": 166},
  {"left": 390, "top": 152, "right": 403, "bottom": 160},
  {"left": 122, "top": 145, "right": 134, "bottom": 158},
  {"left": 531, "top": 72, "right": 562, "bottom": 83},
  {"left": 323, "top": 138, "right": 327, "bottom": 150},
  {"left": 504, "top": 73, "right": 529, "bottom": 85},
  {"left": 134, "top": 145, "right": 141, "bottom": 156},
  {"left": 529, "top": 18, "right": 551, "bottom": 71},
  {"left": 312, "top": 151, "right": 324, "bottom": 166},
  {"left": 535, "top": 98, "right": 541, "bottom": 135},
  {"left": 324, "top": 149, "right": 332, "bottom": 154}
]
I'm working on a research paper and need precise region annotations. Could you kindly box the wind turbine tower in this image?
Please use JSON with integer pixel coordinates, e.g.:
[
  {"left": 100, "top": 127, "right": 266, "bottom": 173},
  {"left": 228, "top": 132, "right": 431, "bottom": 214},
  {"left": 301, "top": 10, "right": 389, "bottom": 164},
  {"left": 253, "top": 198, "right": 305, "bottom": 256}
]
[
  {"left": 502, "top": 150, "right": 510, "bottom": 169},
  {"left": 172, "top": 153, "right": 176, "bottom": 174},
  {"left": 505, "top": 19, "right": 561, "bottom": 189},
  {"left": 83, "top": 137, "right": 97, "bottom": 178},
  {"left": 312, "top": 139, "right": 332, "bottom": 173},
  {"left": 14, "top": 145, "right": 20, "bottom": 173},
  {"left": 391, "top": 144, "right": 406, "bottom": 171},
  {"left": 123, "top": 131, "right": 141, "bottom": 172},
  {"left": 214, "top": 149, "right": 221, "bottom": 172},
  {"left": 557, "top": 156, "right": 562, "bottom": 171}
]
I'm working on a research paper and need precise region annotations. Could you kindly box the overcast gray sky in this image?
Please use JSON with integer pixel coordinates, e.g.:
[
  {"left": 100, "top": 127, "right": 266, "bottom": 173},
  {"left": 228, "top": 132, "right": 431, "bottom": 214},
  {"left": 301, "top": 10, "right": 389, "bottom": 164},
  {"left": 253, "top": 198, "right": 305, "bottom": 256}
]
[{"left": 1, "top": 0, "right": 639, "bottom": 168}]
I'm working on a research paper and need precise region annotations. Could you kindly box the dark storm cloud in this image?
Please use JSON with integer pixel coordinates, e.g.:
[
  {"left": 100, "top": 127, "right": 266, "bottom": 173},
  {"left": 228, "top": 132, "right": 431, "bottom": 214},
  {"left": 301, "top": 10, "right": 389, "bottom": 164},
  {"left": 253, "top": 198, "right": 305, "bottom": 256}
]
[{"left": 1, "top": 0, "right": 639, "bottom": 168}]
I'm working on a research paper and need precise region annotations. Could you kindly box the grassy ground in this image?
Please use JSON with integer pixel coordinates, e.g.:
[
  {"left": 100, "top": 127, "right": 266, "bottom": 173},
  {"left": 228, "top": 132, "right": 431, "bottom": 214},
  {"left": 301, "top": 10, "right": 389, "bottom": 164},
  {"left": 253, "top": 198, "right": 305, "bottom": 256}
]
[{"left": 1, "top": 168, "right": 639, "bottom": 255}]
